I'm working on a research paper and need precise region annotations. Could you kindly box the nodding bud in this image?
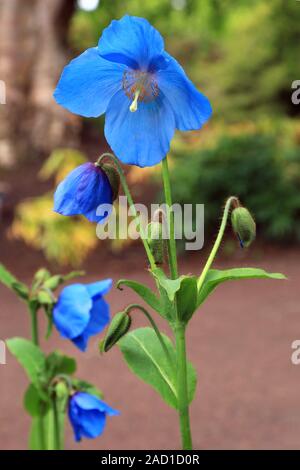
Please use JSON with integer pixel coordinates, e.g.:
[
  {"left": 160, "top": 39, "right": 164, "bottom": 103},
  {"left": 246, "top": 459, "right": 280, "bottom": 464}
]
[
  {"left": 55, "top": 381, "right": 69, "bottom": 400},
  {"left": 231, "top": 206, "right": 256, "bottom": 248},
  {"left": 99, "top": 311, "right": 131, "bottom": 353},
  {"left": 146, "top": 221, "right": 165, "bottom": 265},
  {"left": 102, "top": 163, "right": 120, "bottom": 202},
  {"left": 34, "top": 268, "right": 51, "bottom": 284}
]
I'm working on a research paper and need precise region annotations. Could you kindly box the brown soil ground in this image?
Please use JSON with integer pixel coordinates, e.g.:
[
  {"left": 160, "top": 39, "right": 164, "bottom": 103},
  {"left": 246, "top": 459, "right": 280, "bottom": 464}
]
[{"left": 0, "top": 241, "right": 300, "bottom": 450}]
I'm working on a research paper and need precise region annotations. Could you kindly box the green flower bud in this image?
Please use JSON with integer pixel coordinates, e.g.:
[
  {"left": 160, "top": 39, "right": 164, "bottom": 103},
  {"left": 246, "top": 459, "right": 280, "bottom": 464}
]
[
  {"left": 102, "top": 163, "right": 120, "bottom": 202},
  {"left": 146, "top": 221, "right": 165, "bottom": 265},
  {"left": 100, "top": 311, "right": 131, "bottom": 352},
  {"left": 37, "top": 289, "right": 54, "bottom": 305},
  {"left": 55, "top": 381, "right": 69, "bottom": 400},
  {"left": 231, "top": 207, "right": 256, "bottom": 248},
  {"left": 34, "top": 268, "right": 51, "bottom": 283},
  {"left": 43, "top": 275, "right": 62, "bottom": 291}
]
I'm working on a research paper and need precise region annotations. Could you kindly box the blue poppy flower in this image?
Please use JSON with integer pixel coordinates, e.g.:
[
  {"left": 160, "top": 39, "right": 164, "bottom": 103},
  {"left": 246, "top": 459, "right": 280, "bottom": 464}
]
[
  {"left": 53, "top": 162, "right": 113, "bottom": 223},
  {"left": 54, "top": 15, "right": 212, "bottom": 168},
  {"left": 53, "top": 280, "right": 112, "bottom": 351},
  {"left": 68, "top": 392, "right": 119, "bottom": 442}
]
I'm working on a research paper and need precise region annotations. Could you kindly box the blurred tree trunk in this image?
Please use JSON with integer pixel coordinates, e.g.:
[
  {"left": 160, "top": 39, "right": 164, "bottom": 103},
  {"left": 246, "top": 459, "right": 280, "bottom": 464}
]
[{"left": 0, "top": 0, "right": 80, "bottom": 167}]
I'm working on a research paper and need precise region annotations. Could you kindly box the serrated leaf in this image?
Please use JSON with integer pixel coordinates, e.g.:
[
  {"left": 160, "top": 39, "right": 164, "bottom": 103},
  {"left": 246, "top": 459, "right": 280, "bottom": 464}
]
[
  {"left": 119, "top": 327, "right": 197, "bottom": 409},
  {"left": 197, "top": 267, "right": 286, "bottom": 307},
  {"left": 6, "top": 338, "right": 47, "bottom": 392},
  {"left": 117, "top": 279, "right": 163, "bottom": 315}
]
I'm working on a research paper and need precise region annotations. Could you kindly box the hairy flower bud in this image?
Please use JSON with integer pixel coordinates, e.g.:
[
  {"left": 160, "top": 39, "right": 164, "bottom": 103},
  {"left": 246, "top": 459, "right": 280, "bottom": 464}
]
[
  {"left": 146, "top": 221, "right": 165, "bottom": 265},
  {"left": 231, "top": 207, "right": 256, "bottom": 248},
  {"left": 34, "top": 268, "right": 51, "bottom": 284},
  {"left": 55, "top": 381, "right": 69, "bottom": 400},
  {"left": 100, "top": 311, "right": 131, "bottom": 353},
  {"left": 102, "top": 163, "right": 120, "bottom": 202}
]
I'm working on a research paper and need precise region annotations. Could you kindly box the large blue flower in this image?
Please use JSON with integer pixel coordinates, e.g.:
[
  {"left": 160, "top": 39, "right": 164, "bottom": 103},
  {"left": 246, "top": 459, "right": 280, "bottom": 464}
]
[
  {"left": 68, "top": 392, "right": 119, "bottom": 442},
  {"left": 53, "top": 280, "right": 112, "bottom": 351},
  {"left": 53, "top": 162, "right": 113, "bottom": 223},
  {"left": 54, "top": 15, "right": 212, "bottom": 168}
]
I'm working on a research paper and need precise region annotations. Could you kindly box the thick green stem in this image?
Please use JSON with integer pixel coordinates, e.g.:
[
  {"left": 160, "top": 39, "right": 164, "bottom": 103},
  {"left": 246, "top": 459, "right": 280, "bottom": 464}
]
[
  {"left": 161, "top": 156, "right": 192, "bottom": 449},
  {"left": 197, "top": 196, "right": 239, "bottom": 291},
  {"left": 52, "top": 397, "right": 60, "bottom": 450},
  {"left": 28, "top": 302, "right": 46, "bottom": 450},
  {"left": 97, "top": 153, "right": 156, "bottom": 269},
  {"left": 161, "top": 157, "right": 178, "bottom": 280},
  {"left": 174, "top": 323, "right": 192, "bottom": 450}
]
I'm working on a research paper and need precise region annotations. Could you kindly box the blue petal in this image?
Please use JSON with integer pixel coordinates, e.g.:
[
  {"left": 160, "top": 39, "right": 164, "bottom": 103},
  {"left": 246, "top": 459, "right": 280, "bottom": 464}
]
[
  {"left": 74, "top": 393, "right": 120, "bottom": 416},
  {"left": 86, "top": 297, "right": 110, "bottom": 334},
  {"left": 68, "top": 396, "right": 107, "bottom": 441},
  {"left": 86, "top": 279, "right": 112, "bottom": 299},
  {"left": 72, "top": 298, "right": 110, "bottom": 351},
  {"left": 68, "top": 398, "right": 82, "bottom": 442},
  {"left": 53, "top": 284, "right": 91, "bottom": 339},
  {"left": 77, "top": 410, "right": 106, "bottom": 439},
  {"left": 53, "top": 162, "right": 113, "bottom": 223},
  {"left": 105, "top": 91, "right": 175, "bottom": 167},
  {"left": 54, "top": 47, "right": 126, "bottom": 118},
  {"left": 98, "top": 15, "right": 165, "bottom": 71},
  {"left": 158, "top": 53, "right": 212, "bottom": 131}
]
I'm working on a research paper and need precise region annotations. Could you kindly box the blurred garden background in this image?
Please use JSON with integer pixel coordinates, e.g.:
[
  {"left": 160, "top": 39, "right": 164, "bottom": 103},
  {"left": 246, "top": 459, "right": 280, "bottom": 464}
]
[{"left": 0, "top": 0, "right": 300, "bottom": 450}]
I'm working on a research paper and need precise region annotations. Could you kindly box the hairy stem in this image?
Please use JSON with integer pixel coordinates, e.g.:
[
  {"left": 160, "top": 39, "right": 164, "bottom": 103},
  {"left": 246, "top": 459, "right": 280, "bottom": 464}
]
[
  {"left": 174, "top": 323, "right": 192, "bottom": 450},
  {"left": 28, "top": 302, "right": 46, "bottom": 450},
  {"left": 97, "top": 153, "right": 156, "bottom": 269},
  {"left": 161, "top": 156, "right": 192, "bottom": 449},
  {"left": 161, "top": 157, "right": 178, "bottom": 280},
  {"left": 197, "top": 196, "right": 239, "bottom": 291}
]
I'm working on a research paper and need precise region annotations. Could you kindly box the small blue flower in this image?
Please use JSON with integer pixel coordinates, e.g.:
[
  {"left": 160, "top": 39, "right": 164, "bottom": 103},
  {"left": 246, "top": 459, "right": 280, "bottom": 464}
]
[
  {"left": 53, "top": 162, "right": 113, "bottom": 223},
  {"left": 53, "top": 280, "right": 112, "bottom": 351},
  {"left": 68, "top": 392, "right": 119, "bottom": 442},
  {"left": 54, "top": 15, "right": 212, "bottom": 168}
]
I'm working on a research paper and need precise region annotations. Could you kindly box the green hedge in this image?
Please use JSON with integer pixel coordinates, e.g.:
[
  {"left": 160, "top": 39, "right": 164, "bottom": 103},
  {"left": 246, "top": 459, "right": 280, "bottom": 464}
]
[{"left": 170, "top": 133, "right": 300, "bottom": 243}]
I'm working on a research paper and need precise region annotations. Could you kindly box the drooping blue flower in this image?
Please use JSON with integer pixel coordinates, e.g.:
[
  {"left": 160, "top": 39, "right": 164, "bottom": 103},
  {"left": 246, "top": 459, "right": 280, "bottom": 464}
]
[
  {"left": 68, "top": 392, "right": 119, "bottom": 442},
  {"left": 53, "top": 280, "right": 112, "bottom": 351},
  {"left": 53, "top": 162, "right": 113, "bottom": 223},
  {"left": 54, "top": 15, "right": 212, "bottom": 168}
]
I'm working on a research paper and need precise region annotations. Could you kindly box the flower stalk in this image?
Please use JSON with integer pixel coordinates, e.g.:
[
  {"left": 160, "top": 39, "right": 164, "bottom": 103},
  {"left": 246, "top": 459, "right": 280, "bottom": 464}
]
[
  {"left": 28, "top": 301, "right": 46, "bottom": 450},
  {"left": 161, "top": 156, "right": 192, "bottom": 449},
  {"left": 97, "top": 153, "right": 156, "bottom": 270}
]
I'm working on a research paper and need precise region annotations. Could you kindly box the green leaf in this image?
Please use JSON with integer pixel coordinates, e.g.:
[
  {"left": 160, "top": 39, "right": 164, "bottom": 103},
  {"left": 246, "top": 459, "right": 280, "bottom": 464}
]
[
  {"left": 45, "top": 351, "right": 76, "bottom": 380},
  {"left": 24, "top": 384, "right": 49, "bottom": 417},
  {"left": 151, "top": 269, "right": 199, "bottom": 323},
  {"left": 119, "top": 327, "right": 197, "bottom": 409},
  {"left": 117, "top": 279, "right": 163, "bottom": 315},
  {"left": 0, "top": 264, "right": 29, "bottom": 300},
  {"left": 6, "top": 338, "right": 47, "bottom": 392},
  {"left": 176, "top": 276, "right": 198, "bottom": 324},
  {"left": 151, "top": 268, "right": 185, "bottom": 302},
  {"left": 197, "top": 268, "right": 286, "bottom": 307}
]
